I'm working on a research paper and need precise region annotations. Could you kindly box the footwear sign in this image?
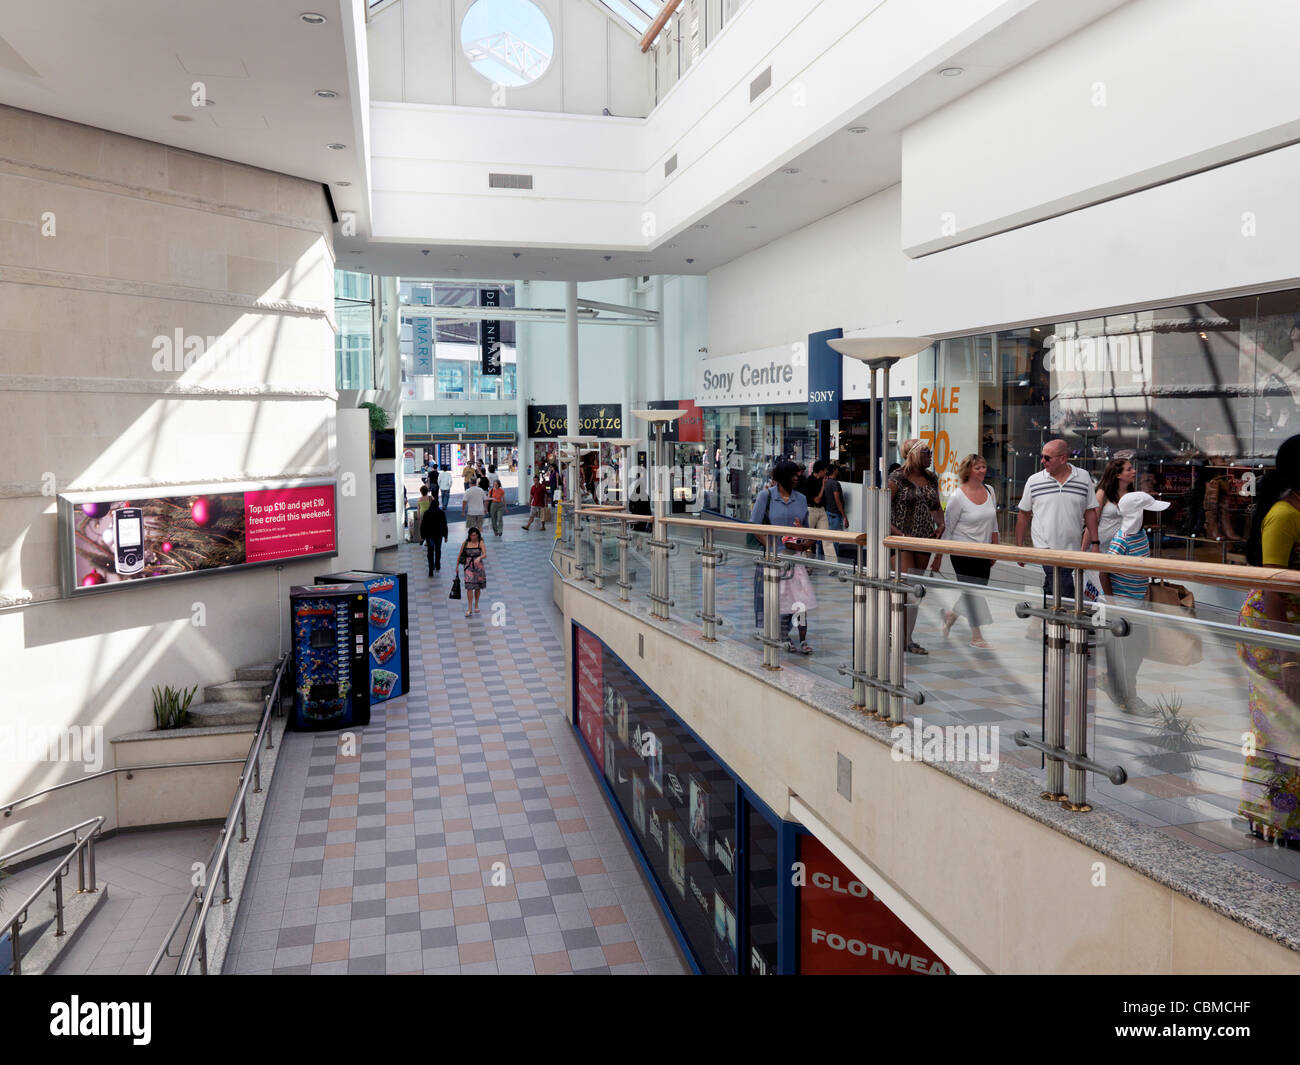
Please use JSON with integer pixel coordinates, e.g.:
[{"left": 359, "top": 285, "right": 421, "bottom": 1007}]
[{"left": 797, "top": 836, "right": 950, "bottom": 975}]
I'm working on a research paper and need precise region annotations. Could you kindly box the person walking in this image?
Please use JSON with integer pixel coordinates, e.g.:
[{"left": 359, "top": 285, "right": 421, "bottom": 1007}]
[
  {"left": 462, "top": 477, "right": 487, "bottom": 534},
  {"left": 462, "top": 461, "right": 477, "bottom": 495},
  {"left": 419, "top": 494, "right": 449, "bottom": 575},
  {"left": 1095, "top": 455, "right": 1136, "bottom": 553},
  {"left": 933, "top": 454, "right": 998, "bottom": 649},
  {"left": 1014, "top": 437, "right": 1099, "bottom": 599},
  {"left": 749, "top": 460, "right": 808, "bottom": 631},
  {"left": 488, "top": 478, "right": 506, "bottom": 537},
  {"left": 889, "top": 439, "right": 945, "bottom": 654},
  {"left": 1238, "top": 435, "right": 1300, "bottom": 843},
  {"left": 438, "top": 465, "right": 453, "bottom": 511},
  {"left": 523, "top": 474, "right": 548, "bottom": 530},
  {"left": 1098, "top": 491, "right": 1168, "bottom": 715},
  {"left": 457, "top": 527, "right": 488, "bottom": 618},
  {"left": 804, "top": 461, "right": 829, "bottom": 535}
]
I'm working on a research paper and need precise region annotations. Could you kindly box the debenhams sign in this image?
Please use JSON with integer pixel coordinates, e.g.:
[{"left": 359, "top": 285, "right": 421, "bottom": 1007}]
[{"left": 695, "top": 345, "right": 808, "bottom": 407}]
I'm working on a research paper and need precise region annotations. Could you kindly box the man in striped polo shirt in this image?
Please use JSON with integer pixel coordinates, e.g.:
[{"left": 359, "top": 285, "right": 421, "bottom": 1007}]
[
  {"left": 1014, "top": 438, "right": 1099, "bottom": 599},
  {"left": 1100, "top": 491, "right": 1169, "bottom": 714}
]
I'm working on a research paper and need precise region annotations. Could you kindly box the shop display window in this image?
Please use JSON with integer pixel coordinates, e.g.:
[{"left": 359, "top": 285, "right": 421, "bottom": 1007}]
[{"left": 700, "top": 406, "right": 817, "bottom": 519}]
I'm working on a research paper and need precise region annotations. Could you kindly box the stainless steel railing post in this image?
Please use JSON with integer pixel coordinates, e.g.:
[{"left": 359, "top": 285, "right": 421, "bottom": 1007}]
[
  {"left": 851, "top": 543, "right": 869, "bottom": 711},
  {"left": 617, "top": 524, "right": 631, "bottom": 602},
  {"left": 87, "top": 831, "right": 97, "bottom": 892},
  {"left": 889, "top": 550, "right": 907, "bottom": 724},
  {"left": 574, "top": 511, "right": 587, "bottom": 579},
  {"left": 54, "top": 868, "right": 65, "bottom": 937},
  {"left": 700, "top": 528, "right": 718, "bottom": 642},
  {"left": 593, "top": 517, "right": 606, "bottom": 590},
  {"left": 762, "top": 534, "right": 782, "bottom": 670},
  {"left": 77, "top": 839, "right": 87, "bottom": 893},
  {"left": 874, "top": 484, "right": 891, "bottom": 711},
  {"left": 1065, "top": 566, "right": 1092, "bottom": 810},
  {"left": 1043, "top": 566, "right": 1068, "bottom": 801}
]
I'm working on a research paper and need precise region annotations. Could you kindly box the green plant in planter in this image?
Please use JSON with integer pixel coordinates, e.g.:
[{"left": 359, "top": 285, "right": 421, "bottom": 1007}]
[
  {"left": 152, "top": 684, "right": 197, "bottom": 730},
  {"left": 358, "top": 402, "right": 390, "bottom": 432}
]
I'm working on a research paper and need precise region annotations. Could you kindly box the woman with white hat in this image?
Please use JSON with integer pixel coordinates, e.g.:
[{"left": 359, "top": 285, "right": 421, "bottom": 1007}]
[{"left": 1099, "top": 490, "right": 1170, "bottom": 714}]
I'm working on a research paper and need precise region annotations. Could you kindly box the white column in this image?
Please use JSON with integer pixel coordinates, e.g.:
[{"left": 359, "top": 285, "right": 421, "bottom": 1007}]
[
  {"left": 565, "top": 281, "right": 579, "bottom": 433},
  {"left": 653, "top": 274, "right": 666, "bottom": 401},
  {"left": 515, "top": 279, "right": 530, "bottom": 482}
]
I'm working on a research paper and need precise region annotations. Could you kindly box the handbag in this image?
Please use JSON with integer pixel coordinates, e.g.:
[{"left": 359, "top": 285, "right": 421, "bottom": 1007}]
[
  {"left": 449, "top": 569, "right": 462, "bottom": 600},
  {"left": 780, "top": 563, "right": 817, "bottom": 614},
  {"left": 1144, "top": 580, "right": 1202, "bottom": 665},
  {"left": 747, "top": 488, "right": 771, "bottom": 550}
]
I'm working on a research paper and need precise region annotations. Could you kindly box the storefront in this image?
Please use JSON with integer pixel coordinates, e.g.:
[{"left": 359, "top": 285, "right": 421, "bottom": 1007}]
[
  {"left": 526, "top": 403, "right": 625, "bottom": 492},
  {"left": 918, "top": 288, "right": 1300, "bottom": 554},
  {"left": 696, "top": 345, "right": 815, "bottom": 519}
]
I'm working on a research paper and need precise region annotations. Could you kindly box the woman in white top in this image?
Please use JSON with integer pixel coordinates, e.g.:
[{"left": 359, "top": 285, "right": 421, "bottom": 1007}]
[
  {"left": 1094, "top": 456, "right": 1135, "bottom": 551},
  {"left": 931, "top": 454, "right": 998, "bottom": 648}
]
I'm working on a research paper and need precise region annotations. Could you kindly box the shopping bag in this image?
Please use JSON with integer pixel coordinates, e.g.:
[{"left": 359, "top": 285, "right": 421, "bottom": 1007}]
[
  {"left": 779, "top": 563, "right": 817, "bottom": 614},
  {"left": 449, "top": 572, "right": 462, "bottom": 600},
  {"left": 1082, "top": 570, "right": 1104, "bottom": 603},
  {"left": 1144, "top": 580, "right": 1202, "bottom": 665}
]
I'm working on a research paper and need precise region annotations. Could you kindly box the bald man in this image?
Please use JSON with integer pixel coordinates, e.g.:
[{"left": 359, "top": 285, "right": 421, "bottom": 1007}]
[{"left": 1015, "top": 438, "right": 1099, "bottom": 599}]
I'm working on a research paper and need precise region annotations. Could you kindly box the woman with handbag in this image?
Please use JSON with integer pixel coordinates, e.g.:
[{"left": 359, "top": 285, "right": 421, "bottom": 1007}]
[
  {"left": 1238, "top": 434, "right": 1300, "bottom": 843},
  {"left": 457, "top": 527, "right": 488, "bottom": 618},
  {"left": 889, "top": 439, "right": 944, "bottom": 654},
  {"left": 749, "top": 461, "right": 808, "bottom": 631},
  {"left": 932, "top": 454, "right": 997, "bottom": 649}
]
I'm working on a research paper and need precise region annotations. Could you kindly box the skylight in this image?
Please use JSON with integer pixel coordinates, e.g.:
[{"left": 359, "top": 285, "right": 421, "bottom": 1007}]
[
  {"left": 461, "top": 0, "right": 555, "bottom": 87},
  {"left": 597, "top": 0, "right": 669, "bottom": 39}
]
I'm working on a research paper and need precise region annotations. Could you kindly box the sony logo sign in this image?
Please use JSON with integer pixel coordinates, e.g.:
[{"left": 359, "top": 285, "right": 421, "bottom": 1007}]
[{"left": 809, "top": 390, "right": 836, "bottom": 402}]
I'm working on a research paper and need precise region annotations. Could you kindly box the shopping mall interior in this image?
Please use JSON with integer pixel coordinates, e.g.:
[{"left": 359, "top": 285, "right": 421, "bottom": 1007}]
[{"left": 3, "top": 0, "right": 1300, "bottom": 995}]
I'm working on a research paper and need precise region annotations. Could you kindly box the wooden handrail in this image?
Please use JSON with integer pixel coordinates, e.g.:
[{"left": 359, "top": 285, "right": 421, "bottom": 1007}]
[
  {"left": 640, "top": 0, "right": 683, "bottom": 52},
  {"left": 886, "top": 535, "right": 1300, "bottom": 591}
]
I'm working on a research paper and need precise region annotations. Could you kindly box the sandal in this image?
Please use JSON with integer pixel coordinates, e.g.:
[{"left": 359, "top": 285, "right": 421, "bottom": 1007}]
[
  {"left": 906, "top": 642, "right": 928, "bottom": 655},
  {"left": 798, "top": 643, "right": 814, "bottom": 655},
  {"left": 942, "top": 611, "right": 957, "bottom": 638},
  {"left": 969, "top": 638, "right": 991, "bottom": 649},
  {"left": 465, "top": 610, "right": 472, "bottom": 618}
]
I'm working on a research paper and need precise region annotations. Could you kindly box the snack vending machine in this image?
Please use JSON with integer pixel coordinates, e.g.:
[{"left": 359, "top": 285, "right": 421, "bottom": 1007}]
[
  {"left": 288, "top": 583, "right": 370, "bottom": 731},
  {"left": 314, "top": 570, "right": 410, "bottom": 705}
]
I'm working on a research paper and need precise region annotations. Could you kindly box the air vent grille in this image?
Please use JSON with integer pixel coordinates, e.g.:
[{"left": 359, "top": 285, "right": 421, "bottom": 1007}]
[
  {"left": 488, "top": 172, "right": 534, "bottom": 190},
  {"left": 750, "top": 66, "right": 772, "bottom": 101}
]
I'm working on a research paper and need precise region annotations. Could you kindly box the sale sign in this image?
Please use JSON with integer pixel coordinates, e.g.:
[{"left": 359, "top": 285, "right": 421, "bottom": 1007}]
[
  {"left": 245, "top": 485, "right": 337, "bottom": 563},
  {"left": 798, "top": 836, "right": 949, "bottom": 975}
]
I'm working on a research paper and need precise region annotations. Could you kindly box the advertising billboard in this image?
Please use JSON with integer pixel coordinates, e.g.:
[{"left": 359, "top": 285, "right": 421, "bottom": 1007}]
[{"left": 58, "top": 480, "right": 337, "bottom": 595}]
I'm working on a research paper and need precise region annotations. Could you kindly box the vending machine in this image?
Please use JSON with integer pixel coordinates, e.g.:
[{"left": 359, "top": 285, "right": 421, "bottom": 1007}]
[
  {"left": 314, "top": 570, "right": 410, "bottom": 705},
  {"left": 288, "top": 583, "right": 370, "bottom": 730}
]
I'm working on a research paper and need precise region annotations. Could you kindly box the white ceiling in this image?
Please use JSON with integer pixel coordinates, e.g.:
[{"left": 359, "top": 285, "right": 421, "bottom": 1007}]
[
  {"left": 0, "top": 0, "right": 370, "bottom": 225},
  {"left": 0, "top": 0, "right": 1128, "bottom": 286}
]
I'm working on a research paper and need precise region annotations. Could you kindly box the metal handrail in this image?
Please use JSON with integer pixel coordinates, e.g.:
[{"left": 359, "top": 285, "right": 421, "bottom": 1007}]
[
  {"left": 3, "top": 816, "right": 104, "bottom": 975},
  {"left": 157, "top": 653, "right": 289, "bottom": 975},
  {"left": 3, "top": 761, "right": 246, "bottom": 820}
]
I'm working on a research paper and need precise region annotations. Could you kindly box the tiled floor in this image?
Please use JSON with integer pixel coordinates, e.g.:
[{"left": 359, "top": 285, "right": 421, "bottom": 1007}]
[
  {"left": 223, "top": 519, "right": 689, "bottom": 975},
  {"left": 0, "top": 824, "right": 220, "bottom": 975}
]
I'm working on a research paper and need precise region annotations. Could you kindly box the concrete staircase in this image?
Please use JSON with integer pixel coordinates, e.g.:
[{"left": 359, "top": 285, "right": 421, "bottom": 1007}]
[{"left": 187, "top": 662, "right": 280, "bottom": 729}]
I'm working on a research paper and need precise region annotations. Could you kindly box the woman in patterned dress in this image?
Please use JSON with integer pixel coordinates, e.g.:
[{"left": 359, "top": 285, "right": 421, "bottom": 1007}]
[
  {"left": 889, "top": 438, "right": 945, "bottom": 655},
  {"left": 1239, "top": 434, "right": 1300, "bottom": 842},
  {"left": 457, "top": 527, "right": 488, "bottom": 618}
]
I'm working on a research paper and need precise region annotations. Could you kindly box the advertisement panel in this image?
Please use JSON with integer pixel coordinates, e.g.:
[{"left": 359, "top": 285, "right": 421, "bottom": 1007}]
[
  {"left": 575, "top": 627, "right": 604, "bottom": 764},
  {"left": 798, "top": 835, "right": 950, "bottom": 975},
  {"left": 481, "top": 287, "right": 501, "bottom": 375},
  {"left": 59, "top": 481, "right": 336, "bottom": 594}
]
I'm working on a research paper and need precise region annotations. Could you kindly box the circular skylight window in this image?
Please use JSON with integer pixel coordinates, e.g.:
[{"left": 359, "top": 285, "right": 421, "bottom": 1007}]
[{"left": 461, "top": 0, "right": 554, "bottom": 87}]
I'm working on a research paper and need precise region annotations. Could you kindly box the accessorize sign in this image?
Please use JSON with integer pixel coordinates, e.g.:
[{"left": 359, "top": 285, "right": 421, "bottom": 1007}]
[
  {"left": 695, "top": 344, "right": 808, "bottom": 407},
  {"left": 58, "top": 481, "right": 336, "bottom": 595},
  {"left": 528, "top": 404, "right": 623, "bottom": 438}
]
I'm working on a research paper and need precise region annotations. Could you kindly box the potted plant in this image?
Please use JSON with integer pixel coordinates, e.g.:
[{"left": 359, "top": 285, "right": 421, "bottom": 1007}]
[{"left": 152, "top": 684, "right": 197, "bottom": 730}]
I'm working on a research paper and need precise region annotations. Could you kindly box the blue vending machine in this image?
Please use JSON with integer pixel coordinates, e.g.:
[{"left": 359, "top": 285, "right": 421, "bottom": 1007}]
[
  {"left": 314, "top": 570, "right": 410, "bottom": 706},
  {"left": 288, "top": 583, "right": 370, "bottom": 731}
]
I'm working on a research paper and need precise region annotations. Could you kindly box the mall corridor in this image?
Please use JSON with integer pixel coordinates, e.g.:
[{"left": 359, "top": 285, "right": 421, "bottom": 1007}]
[{"left": 222, "top": 523, "right": 688, "bottom": 975}]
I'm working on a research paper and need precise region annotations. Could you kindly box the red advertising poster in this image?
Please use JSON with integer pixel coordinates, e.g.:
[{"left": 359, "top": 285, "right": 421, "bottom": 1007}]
[
  {"left": 798, "top": 836, "right": 950, "bottom": 975},
  {"left": 244, "top": 485, "right": 337, "bottom": 563},
  {"left": 63, "top": 482, "right": 336, "bottom": 593},
  {"left": 676, "top": 400, "right": 704, "bottom": 444},
  {"left": 574, "top": 628, "right": 604, "bottom": 764}
]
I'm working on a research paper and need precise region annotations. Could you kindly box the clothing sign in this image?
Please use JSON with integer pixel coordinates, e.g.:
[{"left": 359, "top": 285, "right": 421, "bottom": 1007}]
[
  {"left": 412, "top": 287, "right": 433, "bottom": 376},
  {"left": 798, "top": 835, "right": 950, "bottom": 975},
  {"left": 481, "top": 288, "right": 501, "bottom": 376},
  {"left": 807, "top": 327, "right": 844, "bottom": 420},
  {"left": 695, "top": 344, "right": 808, "bottom": 407},
  {"left": 528, "top": 404, "right": 623, "bottom": 438}
]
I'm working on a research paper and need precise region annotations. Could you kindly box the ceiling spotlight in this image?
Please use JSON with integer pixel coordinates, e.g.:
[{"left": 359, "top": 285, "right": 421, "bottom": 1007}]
[
  {"left": 421, "top": 249, "right": 430, "bottom": 256},
  {"left": 326, "top": 143, "right": 347, "bottom": 150},
  {"left": 694, "top": 223, "right": 709, "bottom": 230},
  {"left": 939, "top": 67, "right": 963, "bottom": 77},
  {"left": 512, "top": 252, "right": 521, "bottom": 259},
  {"left": 685, "top": 258, "right": 695, "bottom": 264},
  {"left": 300, "top": 12, "right": 327, "bottom": 24},
  {"left": 781, "top": 167, "right": 800, "bottom": 175},
  {"left": 848, "top": 126, "right": 868, "bottom": 134},
  {"left": 336, "top": 180, "right": 351, "bottom": 187},
  {"left": 731, "top": 199, "right": 748, "bottom": 206},
  {"left": 603, "top": 255, "right": 612, "bottom": 261},
  {"left": 315, "top": 89, "right": 339, "bottom": 99},
  {"left": 665, "top": 243, "right": 678, "bottom": 249},
  {"left": 171, "top": 114, "right": 194, "bottom": 122}
]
